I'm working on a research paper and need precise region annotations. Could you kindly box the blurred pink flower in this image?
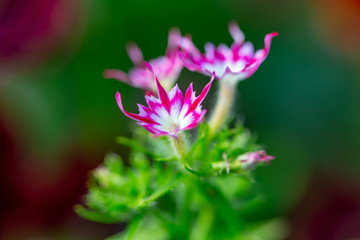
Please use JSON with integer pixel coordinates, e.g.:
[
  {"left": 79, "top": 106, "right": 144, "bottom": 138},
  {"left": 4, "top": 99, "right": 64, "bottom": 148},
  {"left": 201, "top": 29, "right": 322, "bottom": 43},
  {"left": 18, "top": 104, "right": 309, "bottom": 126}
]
[
  {"left": 105, "top": 28, "right": 186, "bottom": 92},
  {"left": 239, "top": 150, "right": 274, "bottom": 170},
  {"left": 115, "top": 63, "right": 214, "bottom": 137},
  {"left": 178, "top": 21, "right": 277, "bottom": 85}
]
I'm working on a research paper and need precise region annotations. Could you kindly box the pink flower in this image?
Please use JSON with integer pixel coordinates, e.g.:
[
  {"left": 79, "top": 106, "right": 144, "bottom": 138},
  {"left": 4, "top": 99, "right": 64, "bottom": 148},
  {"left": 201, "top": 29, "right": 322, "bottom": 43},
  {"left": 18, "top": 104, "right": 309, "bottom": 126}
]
[
  {"left": 115, "top": 63, "right": 214, "bottom": 137},
  {"left": 178, "top": 21, "right": 278, "bottom": 85},
  {"left": 239, "top": 150, "right": 274, "bottom": 170},
  {"left": 104, "top": 28, "right": 185, "bottom": 92}
]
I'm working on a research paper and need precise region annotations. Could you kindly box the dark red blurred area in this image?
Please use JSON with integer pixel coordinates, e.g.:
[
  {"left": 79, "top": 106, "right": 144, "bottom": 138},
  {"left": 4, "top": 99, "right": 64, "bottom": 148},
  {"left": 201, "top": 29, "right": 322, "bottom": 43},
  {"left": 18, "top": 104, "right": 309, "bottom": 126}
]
[
  {"left": 290, "top": 172, "right": 360, "bottom": 240},
  {"left": 0, "top": 115, "right": 115, "bottom": 239},
  {"left": 0, "top": 0, "right": 80, "bottom": 74},
  {"left": 0, "top": 0, "right": 119, "bottom": 238}
]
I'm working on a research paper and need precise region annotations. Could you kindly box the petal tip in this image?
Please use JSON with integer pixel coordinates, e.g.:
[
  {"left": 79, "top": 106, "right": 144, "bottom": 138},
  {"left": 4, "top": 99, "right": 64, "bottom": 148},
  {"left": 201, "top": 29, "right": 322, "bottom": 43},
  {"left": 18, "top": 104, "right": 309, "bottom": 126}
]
[
  {"left": 115, "top": 92, "right": 124, "bottom": 111},
  {"left": 210, "top": 71, "right": 216, "bottom": 82},
  {"left": 144, "top": 61, "right": 152, "bottom": 71},
  {"left": 115, "top": 91, "right": 121, "bottom": 102},
  {"left": 126, "top": 42, "right": 144, "bottom": 66},
  {"left": 103, "top": 69, "right": 129, "bottom": 83},
  {"left": 228, "top": 21, "right": 244, "bottom": 43}
]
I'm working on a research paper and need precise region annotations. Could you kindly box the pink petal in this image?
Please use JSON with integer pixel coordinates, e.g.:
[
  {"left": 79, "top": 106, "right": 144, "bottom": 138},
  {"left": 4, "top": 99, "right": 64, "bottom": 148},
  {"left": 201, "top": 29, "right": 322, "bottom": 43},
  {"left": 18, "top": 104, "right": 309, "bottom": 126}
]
[
  {"left": 214, "top": 49, "right": 226, "bottom": 61},
  {"left": 103, "top": 69, "right": 130, "bottom": 83},
  {"left": 126, "top": 42, "right": 145, "bottom": 67},
  {"left": 228, "top": 21, "right": 245, "bottom": 44},
  {"left": 167, "top": 27, "right": 182, "bottom": 50},
  {"left": 145, "top": 95, "right": 162, "bottom": 112},
  {"left": 180, "top": 36, "right": 200, "bottom": 54},
  {"left": 139, "top": 123, "right": 167, "bottom": 137},
  {"left": 168, "top": 84, "right": 183, "bottom": 106},
  {"left": 145, "top": 62, "right": 172, "bottom": 113},
  {"left": 239, "top": 42, "right": 254, "bottom": 57},
  {"left": 155, "top": 77, "right": 171, "bottom": 113},
  {"left": 177, "top": 48, "right": 199, "bottom": 71},
  {"left": 137, "top": 104, "right": 155, "bottom": 117},
  {"left": 242, "top": 32, "right": 278, "bottom": 76},
  {"left": 263, "top": 32, "right": 278, "bottom": 56},
  {"left": 144, "top": 61, "right": 154, "bottom": 74},
  {"left": 217, "top": 44, "right": 230, "bottom": 56},
  {"left": 183, "top": 109, "right": 207, "bottom": 129},
  {"left": 128, "top": 68, "right": 154, "bottom": 89},
  {"left": 183, "top": 82, "right": 194, "bottom": 107},
  {"left": 186, "top": 73, "right": 214, "bottom": 116},
  {"left": 116, "top": 92, "right": 156, "bottom": 124},
  {"left": 168, "top": 84, "right": 184, "bottom": 116},
  {"left": 205, "top": 42, "right": 216, "bottom": 60}
]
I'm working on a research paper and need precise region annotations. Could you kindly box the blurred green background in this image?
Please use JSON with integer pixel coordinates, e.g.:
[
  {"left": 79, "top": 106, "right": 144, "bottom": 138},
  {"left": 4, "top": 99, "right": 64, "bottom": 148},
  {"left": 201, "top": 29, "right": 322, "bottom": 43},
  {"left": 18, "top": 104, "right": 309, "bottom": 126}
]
[{"left": 1, "top": 0, "right": 360, "bottom": 239}]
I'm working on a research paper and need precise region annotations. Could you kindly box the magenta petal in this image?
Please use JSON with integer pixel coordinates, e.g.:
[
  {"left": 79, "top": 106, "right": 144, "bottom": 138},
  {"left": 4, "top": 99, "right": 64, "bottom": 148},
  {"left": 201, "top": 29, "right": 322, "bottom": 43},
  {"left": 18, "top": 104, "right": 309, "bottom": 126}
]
[
  {"left": 178, "top": 22, "right": 277, "bottom": 83},
  {"left": 116, "top": 70, "right": 212, "bottom": 137},
  {"left": 177, "top": 48, "right": 203, "bottom": 72},
  {"left": 145, "top": 95, "right": 161, "bottom": 112},
  {"left": 183, "top": 110, "right": 207, "bottom": 130},
  {"left": 144, "top": 61, "right": 154, "bottom": 74},
  {"left": 169, "top": 84, "right": 184, "bottom": 107},
  {"left": 137, "top": 104, "right": 155, "bottom": 117},
  {"left": 144, "top": 62, "right": 172, "bottom": 113},
  {"left": 186, "top": 74, "right": 214, "bottom": 115},
  {"left": 263, "top": 32, "right": 278, "bottom": 56},
  {"left": 241, "top": 32, "right": 278, "bottom": 76},
  {"left": 183, "top": 82, "right": 194, "bottom": 107},
  {"left": 236, "top": 42, "right": 254, "bottom": 61},
  {"left": 155, "top": 78, "right": 171, "bottom": 113},
  {"left": 116, "top": 92, "right": 156, "bottom": 124}
]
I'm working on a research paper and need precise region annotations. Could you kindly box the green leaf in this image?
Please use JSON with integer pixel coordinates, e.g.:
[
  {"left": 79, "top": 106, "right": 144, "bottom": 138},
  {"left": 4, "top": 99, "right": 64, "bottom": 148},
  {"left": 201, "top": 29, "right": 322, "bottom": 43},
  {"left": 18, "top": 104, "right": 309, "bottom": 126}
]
[
  {"left": 138, "top": 173, "right": 182, "bottom": 207},
  {"left": 153, "top": 157, "right": 177, "bottom": 162},
  {"left": 74, "top": 204, "right": 123, "bottom": 223},
  {"left": 197, "top": 181, "right": 245, "bottom": 236},
  {"left": 125, "top": 214, "right": 143, "bottom": 240},
  {"left": 104, "top": 153, "right": 124, "bottom": 174}
]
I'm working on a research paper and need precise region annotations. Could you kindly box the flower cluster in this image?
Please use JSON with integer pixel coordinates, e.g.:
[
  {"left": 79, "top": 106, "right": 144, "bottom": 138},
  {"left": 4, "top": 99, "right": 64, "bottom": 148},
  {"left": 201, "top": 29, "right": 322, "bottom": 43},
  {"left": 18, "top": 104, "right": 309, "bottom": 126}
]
[
  {"left": 77, "top": 22, "right": 278, "bottom": 237},
  {"left": 104, "top": 28, "right": 185, "bottom": 92},
  {"left": 116, "top": 63, "right": 214, "bottom": 138},
  {"left": 178, "top": 21, "right": 278, "bottom": 85},
  {"left": 110, "top": 21, "right": 276, "bottom": 170}
]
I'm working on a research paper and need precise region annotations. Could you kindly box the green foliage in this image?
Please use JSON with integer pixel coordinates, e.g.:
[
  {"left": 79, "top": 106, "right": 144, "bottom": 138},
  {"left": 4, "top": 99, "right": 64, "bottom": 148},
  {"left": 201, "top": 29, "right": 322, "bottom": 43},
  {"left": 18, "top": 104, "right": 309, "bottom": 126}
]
[
  {"left": 76, "top": 122, "right": 281, "bottom": 239},
  {"left": 184, "top": 122, "right": 261, "bottom": 176},
  {"left": 75, "top": 153, "right": 182, "bottom": 223}
]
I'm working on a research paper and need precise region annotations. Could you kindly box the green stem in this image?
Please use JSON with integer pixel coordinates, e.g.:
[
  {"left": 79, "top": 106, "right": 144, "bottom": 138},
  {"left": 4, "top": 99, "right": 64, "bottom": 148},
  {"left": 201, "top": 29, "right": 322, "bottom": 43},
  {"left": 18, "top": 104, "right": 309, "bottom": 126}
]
[
  {"left": 170, "top": 133, "right": 187, "bottom": 166},
  {"left": 190, "top": 204, "right": 215, "bottom": 240},
  {"left": 208, "top": 81, "right": 236, "bottom": 137}
]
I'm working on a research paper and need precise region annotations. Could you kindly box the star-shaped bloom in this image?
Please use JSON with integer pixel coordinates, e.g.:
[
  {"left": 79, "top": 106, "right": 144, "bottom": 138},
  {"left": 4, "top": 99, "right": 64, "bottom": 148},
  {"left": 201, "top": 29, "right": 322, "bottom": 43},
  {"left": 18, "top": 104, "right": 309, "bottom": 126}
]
[
  {"left": 178, "top": 21, "right": 278, "bottom": 85},
  {"left": 115, "top": 63, "right": 214, "bottom": 137},
  {"left": 104, "top": 28, "right": 186, "bottom": 92}
]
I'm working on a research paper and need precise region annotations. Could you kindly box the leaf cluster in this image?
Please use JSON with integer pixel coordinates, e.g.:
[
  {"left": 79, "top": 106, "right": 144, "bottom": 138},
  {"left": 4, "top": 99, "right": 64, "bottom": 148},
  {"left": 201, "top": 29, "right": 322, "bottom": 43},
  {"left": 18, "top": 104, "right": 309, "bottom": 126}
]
[
  {"left": 76, "top": 123, "right": 280, "bottom": 239},
  {"left": 75, "top": 152, "right": 181, "bottom": 223}
]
